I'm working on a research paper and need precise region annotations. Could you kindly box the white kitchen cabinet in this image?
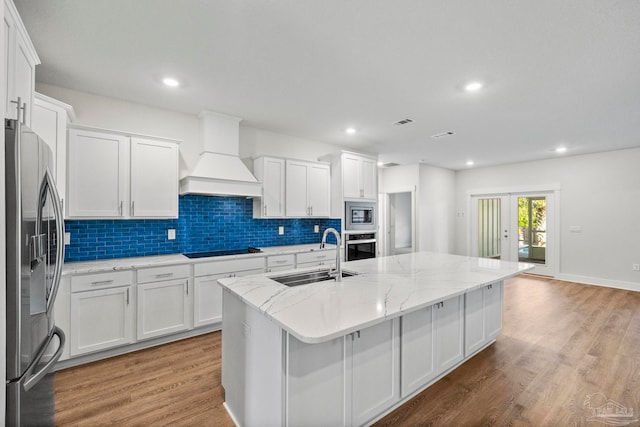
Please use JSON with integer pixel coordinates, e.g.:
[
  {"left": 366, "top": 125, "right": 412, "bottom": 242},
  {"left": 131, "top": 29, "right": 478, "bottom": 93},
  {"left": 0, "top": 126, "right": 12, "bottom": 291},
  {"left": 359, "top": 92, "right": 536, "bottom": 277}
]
[
  {"left": 3, "top": 0, "right": 40, "bottom": 126},
  {"left": 342, "top": 153, "right": 377, "bottom": 200},
  {"left": 31, "top": 93, "right": 75, "bottom": 212},
  {"left": 350, "top": 318, "right": 401, "bottom": 426},
  {"left": 137, "top": 278, "right": 190, "bottom": 341},
  {"left": 253, "top": 156, "right": 285, "bottom": 218},
  {"left": 296, "top": 249, "right": 337, "bottom": 269},
  {"left": 136, "top": 265, "right": 191, "bottom": 341},
  {"left": 400, "top": 305, "right": 435, "bottom": 397},
  {"left": 67, "top": 126, "right": 180, "bottom": 219},
  {"left": 285, "top": 159, "right": 330, "bottom": 217},
  {"left": 434, "top": 295, "right": 464, "bottom": 373},
  {"left": 69, "top": 271, "right": 135, "bottom": 356},
  {"left": 193, "top": 256, "right": 266, "bottom": 327},
  {"left": 130, "top": 137, "right": 179, "bottom": 217},
  {"left": 465, "top": 282, "right": 503, "bottom": 357}
]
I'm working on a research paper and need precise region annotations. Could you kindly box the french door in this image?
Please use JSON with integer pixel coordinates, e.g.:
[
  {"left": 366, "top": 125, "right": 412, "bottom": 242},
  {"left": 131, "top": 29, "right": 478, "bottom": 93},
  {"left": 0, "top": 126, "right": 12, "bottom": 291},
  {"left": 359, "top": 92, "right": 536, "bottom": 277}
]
[{"left": 470, "top": 192, "right": 555, "bottom": 276}]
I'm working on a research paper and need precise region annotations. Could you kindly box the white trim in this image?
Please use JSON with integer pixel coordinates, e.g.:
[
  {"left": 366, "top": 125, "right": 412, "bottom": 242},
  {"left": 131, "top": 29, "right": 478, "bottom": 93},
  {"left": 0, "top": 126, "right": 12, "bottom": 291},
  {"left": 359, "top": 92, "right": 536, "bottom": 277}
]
[
  {"left": 467, "top": 183, "right": 561, "bottom": 196},
  {"left": 555, "top": 274, "right": 640, "bottom": 293},
  {"left": 34, "top": 92, "right": 76, "bottom": 122},
  {"left": 67, "top": 123, "right": 183, "bottom": 144}
]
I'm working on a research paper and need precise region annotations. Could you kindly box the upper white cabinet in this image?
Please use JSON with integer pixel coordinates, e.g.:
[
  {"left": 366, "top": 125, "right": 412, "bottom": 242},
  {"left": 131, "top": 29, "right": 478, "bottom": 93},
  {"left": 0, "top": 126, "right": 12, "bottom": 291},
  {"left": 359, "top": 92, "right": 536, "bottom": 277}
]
[
  {"left": 67, "top": 126, "right": 180, "bottom": 219},
  {"left": 285, "top": 159, "right": 330, "bottom": 217},
  {"left": 253, "top": 156, "right": 285, "bottom": 218},
  {"left": 3, "top": 0, "right": 40, "bottom": 126},
  {"left": 342, "top": 153, "right": 377, "bottom": 200},
  {"left": 31, "top": 93, "right": 75, "bottom": 212}
]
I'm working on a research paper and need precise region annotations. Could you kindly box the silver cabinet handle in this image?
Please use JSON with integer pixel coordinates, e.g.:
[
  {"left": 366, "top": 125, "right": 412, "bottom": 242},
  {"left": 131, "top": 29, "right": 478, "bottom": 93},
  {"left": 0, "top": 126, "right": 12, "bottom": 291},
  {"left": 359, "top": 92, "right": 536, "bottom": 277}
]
[
  {"left": 274, "top": 260, "right": 288, "bottom": 264},
  {"left": 264, "top": 205, "right": 267, "bottom": 216},
  {"left": 91, "top": 279, "right": 114, "bottom": 286},
  {"left": 131, "top": 201, "right": 135, "bottom": 216},
  {"left": 10, "top": 97, "right": 26, "bottom": 124},
  {"left": 119, "top": 201, "right": 123, "bottom": 216},
  {"left": 310, "top": 206, "right": 313, "bottom": 216},
  {"left": 186, "top": 280, "right": 189, "bottom": 295},
  {"left": 126, "top": 288, "right": 130, "bottom": 305},
  {"left": 154, "top": 273, "right": 174, "bottom": 278}
]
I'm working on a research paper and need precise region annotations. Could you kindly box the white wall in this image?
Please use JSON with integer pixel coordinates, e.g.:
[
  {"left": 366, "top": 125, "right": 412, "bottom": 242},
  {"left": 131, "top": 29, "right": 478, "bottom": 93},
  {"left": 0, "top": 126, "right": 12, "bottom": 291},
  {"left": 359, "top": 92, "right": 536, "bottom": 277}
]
[
  {"left": 455, "top": 148, "right": 640, "bottom": 289},
  {"left": 36, "top": 83, "right": 344, "bottom": 177},
  {"left": 418, "top": 164, "right": 456, "bottom": 253}
]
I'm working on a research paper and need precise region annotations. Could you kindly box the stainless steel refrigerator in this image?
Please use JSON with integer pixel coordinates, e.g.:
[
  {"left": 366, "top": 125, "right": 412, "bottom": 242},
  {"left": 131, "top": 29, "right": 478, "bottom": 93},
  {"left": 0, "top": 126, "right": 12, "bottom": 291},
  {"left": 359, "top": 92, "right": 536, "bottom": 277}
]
[{"left": 5, "top": 118, "right": 65, "bottom": 426}]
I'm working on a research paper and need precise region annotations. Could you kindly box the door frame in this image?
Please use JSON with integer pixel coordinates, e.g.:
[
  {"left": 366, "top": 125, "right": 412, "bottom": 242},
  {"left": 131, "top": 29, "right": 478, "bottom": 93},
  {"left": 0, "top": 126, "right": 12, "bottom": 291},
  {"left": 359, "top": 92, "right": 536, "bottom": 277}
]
[
  {"left": 466, "top": 185, "right": 561, "bottom": 277},
  {"left": 379, "top": 187, "right": 417, "bottom": 257}
]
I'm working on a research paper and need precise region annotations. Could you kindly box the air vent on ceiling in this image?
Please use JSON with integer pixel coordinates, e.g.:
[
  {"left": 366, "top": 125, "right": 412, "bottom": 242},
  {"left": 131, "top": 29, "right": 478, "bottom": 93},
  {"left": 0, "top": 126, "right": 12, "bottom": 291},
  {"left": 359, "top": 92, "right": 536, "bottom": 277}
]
[
  {"left": 379, "top": 162, "right": 400, "bottom": 168},
  {"left": 431, "top": 131, "right": 455, "bottom": 139},
  {"left": 394, "top": 118, "right": 414, "bottom": 126}
]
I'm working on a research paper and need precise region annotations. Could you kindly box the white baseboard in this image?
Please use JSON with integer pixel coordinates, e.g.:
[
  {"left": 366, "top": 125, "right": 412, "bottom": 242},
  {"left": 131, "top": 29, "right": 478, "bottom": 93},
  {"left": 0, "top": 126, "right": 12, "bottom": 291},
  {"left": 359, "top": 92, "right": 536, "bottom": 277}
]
[{"left": 555, "top": 273, "right": 640, "bottom": 292}]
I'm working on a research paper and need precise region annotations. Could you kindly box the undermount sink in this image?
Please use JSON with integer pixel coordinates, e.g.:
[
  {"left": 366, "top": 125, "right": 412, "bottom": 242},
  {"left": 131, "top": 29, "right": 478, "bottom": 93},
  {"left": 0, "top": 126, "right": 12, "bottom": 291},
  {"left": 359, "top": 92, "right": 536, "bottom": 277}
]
[{"left": 271, "top": 269, "right": 358, "bottom": 287}]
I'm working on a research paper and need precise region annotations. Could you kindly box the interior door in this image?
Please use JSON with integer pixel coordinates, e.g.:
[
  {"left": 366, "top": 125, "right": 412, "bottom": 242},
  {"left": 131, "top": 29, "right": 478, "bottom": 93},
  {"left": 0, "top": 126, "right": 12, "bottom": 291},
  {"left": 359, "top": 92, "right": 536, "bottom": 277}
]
[{"left": 470, "top": 193, "right": 554, "bottom": 276}]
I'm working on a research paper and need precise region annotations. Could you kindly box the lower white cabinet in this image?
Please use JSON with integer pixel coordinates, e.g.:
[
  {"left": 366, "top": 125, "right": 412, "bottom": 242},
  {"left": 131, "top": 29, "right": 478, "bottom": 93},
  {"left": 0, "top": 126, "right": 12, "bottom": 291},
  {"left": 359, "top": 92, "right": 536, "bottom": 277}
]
[
  {"left": 350, "top": 319, "right": 401, "bottom": 426},
  {"left": 400, "top": 305, "right": 435, "bottom": 397},
  {"left": 266, "top": 254, "right": 295, "bottom": 273},
  {"left": 137, "top": 279, "right": 191, "bottom": 340},
  {"left": 465, "top": 282, "right": 503, "bottom": 357},
  {"left": 286, "top": 318, "right": 400, "bottom": 426},
  {"left": 69, "top": 271, "right": 135, "bottom": 357},
  {"left": 434, "top": 295, "right": 464, "bottom": 373},
  {"left": 296, "top": 249, "right": 336, "bottom": 269}
]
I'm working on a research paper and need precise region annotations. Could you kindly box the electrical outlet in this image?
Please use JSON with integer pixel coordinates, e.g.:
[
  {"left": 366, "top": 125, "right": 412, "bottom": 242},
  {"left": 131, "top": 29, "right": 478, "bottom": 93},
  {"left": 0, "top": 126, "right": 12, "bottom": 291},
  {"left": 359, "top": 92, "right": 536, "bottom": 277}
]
[
  {"left": 314, "top": 225, "right": 319, "bottom": 233},
  {"left": 278, "top": 226, "right": 284, "bottom": 235},
  {"left": 64, "top": 232, "right": 71, "bottom": 245},
  {"left": 167, "top": 229, "right": 176, "bottom": 240},
  {"left": 633, "top": 264, "right": 640, "bottom": 271}
]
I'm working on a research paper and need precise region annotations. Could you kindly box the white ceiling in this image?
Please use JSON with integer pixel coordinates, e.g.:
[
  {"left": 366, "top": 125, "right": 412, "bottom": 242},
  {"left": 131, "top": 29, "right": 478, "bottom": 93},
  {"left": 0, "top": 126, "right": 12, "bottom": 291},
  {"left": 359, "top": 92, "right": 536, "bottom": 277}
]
[{"left": 15, "top": 0, "right": 640, "bottom": 169}]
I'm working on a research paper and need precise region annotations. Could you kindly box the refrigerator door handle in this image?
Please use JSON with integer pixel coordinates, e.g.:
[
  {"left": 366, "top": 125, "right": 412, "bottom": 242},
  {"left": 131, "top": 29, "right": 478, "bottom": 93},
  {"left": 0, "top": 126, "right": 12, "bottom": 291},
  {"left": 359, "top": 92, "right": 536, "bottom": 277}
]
[
  {"left": 22, "top": 327, "right": 66, "bottom": 392},
  {"left": 38, "top": 168, "right": 65, "bottom": 312}
]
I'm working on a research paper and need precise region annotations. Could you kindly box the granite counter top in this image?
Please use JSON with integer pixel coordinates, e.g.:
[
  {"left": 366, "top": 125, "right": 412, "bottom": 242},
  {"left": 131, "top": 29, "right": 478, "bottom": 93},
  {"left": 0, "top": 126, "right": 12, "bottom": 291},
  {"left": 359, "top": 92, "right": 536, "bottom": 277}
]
[{"left": 218, "top": 251, "right": 534, "bottom": 344}]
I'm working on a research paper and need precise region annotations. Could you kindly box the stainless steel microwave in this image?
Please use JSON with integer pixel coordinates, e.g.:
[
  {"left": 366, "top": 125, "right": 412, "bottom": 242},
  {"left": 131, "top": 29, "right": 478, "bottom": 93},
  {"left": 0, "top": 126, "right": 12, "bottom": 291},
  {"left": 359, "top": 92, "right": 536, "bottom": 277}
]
[{"left": 345, "top": 201, "right": 376, "bottom": 230}]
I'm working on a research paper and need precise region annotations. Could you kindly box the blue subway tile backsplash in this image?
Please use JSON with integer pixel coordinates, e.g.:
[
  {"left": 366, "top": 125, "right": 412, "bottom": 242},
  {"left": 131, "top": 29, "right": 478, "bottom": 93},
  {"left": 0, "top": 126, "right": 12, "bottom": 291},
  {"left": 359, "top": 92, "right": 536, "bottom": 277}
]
[{"left": 64, "top": 195, "right": 341, "bottom": 262}]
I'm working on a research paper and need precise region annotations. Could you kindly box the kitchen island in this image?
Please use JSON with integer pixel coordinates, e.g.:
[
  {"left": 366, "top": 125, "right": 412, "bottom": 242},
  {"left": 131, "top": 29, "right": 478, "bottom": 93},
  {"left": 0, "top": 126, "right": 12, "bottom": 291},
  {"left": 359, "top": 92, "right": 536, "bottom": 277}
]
[{"left": 218, "top": 252, "right": 533, "bottom": 426}]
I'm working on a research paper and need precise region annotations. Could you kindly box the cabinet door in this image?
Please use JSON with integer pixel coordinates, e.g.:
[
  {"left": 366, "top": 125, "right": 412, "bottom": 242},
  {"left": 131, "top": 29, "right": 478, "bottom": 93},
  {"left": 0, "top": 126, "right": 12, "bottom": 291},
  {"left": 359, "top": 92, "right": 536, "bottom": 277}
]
[
  {"left": 400, "top": 306, "right": 435, "bottom": 397},
  {"left": 434, "top": 296, "right": 464, "bottom": 373},
  {"left": 286, "top": 334, "right": 346, "bottom": 427},
  {"left": 342, "top": 154, "right": 361, "bottom": 199},
  {"left": 12, "top": 29, "right": 35, "bottom": 126},
  {"left": 464, "top": 286, "right": 486, "bottom": 356},
  {"left": 361, "top": 157, "right": 377, "bottom": 200},
  {"left": 485, "top": 282, "right": 503, "bottom": 340},
  {"left": 308, "top": 163, "right": 331, "bottom": 217},
  {"left": 67, "top": 129, "right": 128, "bottom": 218},
  {"left": 285, "top": 160, "right": 309, "bottom": 217},
  {"left": 130, "top": 137, "right": 178, "bottom": 218},
  {"left": 350, "top": 318, "right": 400, "bottom": 426},
  {"left": 137, "top": 279, "right": 190, "bottom": 340},
  {"left": 263, "top": 157, "right": 285, "bottom": 217},
  {"left": 194, "top": 275, "right": 224, "bottom": 327},
  {"left": 70, "top": 286, "right": 134, "bottom": 356}
]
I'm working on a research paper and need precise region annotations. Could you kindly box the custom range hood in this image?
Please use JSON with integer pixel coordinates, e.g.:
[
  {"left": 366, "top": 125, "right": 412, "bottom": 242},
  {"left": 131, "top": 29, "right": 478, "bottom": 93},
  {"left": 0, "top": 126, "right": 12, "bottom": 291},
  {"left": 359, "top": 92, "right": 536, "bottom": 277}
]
[{"left": 180, "top": 110, "right": 262, "bottom": 197}]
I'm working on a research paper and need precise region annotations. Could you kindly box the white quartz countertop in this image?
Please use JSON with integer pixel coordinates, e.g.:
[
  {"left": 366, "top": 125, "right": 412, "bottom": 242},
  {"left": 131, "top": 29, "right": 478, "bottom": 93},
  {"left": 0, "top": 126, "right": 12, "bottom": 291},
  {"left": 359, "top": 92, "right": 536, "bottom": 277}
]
[
  {"left": 218, "top": 252, "right": 534, "bottom": 344},
  {"left": 62, "top": 243, "right": 336, "bottom": 275}
]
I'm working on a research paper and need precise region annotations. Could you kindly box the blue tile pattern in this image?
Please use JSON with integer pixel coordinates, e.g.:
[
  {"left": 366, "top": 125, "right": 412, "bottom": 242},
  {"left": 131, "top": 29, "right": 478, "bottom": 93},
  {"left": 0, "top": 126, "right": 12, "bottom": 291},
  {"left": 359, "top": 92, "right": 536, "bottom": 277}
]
[{"left": 65, "top": 195, "right": 341, "bottom": 262}]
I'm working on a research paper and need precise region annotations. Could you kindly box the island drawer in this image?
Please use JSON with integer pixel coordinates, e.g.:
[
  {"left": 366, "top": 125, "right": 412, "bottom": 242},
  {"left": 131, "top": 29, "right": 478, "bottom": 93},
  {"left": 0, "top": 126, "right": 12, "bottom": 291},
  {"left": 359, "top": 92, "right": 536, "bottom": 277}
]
[
  {"left": 137, "top": 264, "right": 190, "bottom": 284},
  {"left": 267, "top": 254, "right": 295, "bottom": 267},
  {"left": 71, "top": 270, "right": 133, "bottom": 293}
]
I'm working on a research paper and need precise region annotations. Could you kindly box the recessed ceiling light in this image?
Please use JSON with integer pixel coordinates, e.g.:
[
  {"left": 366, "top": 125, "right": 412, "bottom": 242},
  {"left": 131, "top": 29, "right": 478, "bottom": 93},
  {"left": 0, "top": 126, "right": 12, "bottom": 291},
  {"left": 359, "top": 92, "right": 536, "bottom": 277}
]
[
  {"left": 377, "top": 161, "right": 384, "bottom": 167},
  {"left": 345, "top": 127, "right": 357, "bottom": 135},
  {"left": 464, "top": 81, "right": 483, "bottom": 92},
  {"left": 466, "top": 160, "right": 474, "bottom": 166},
  {"left": 162, "top": 77, "right": 180, "bottom": 87},
  {"left": 555, "top": 146, "right": 567, "bottom": 153}
]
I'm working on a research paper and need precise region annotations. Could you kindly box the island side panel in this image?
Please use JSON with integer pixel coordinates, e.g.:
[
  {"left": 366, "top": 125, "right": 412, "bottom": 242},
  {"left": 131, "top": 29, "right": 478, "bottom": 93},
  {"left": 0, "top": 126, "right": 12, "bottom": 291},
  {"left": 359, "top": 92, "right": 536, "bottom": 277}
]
[{"left": 221, "top": 289, "right": 283, "bottom": 426}]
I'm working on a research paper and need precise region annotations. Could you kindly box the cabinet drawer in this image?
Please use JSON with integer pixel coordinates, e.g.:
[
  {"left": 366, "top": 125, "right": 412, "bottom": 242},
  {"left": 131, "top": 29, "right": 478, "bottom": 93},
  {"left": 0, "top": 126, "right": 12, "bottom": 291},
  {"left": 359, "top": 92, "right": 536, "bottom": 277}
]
[
  {"left": 71, "top": 270, "right": 133, "bottom": 293},
  {"left": 296, "top": 250, "right": 336, "bottom": 265},
  {"left": 137, "top": 264, "right": 190, "bottom": 284},
  {"left": 267, "top": 254, "right": 295, "bottom": 268},
  {"left": 194, "top": 257, "right": 265, "bottom": 277}
]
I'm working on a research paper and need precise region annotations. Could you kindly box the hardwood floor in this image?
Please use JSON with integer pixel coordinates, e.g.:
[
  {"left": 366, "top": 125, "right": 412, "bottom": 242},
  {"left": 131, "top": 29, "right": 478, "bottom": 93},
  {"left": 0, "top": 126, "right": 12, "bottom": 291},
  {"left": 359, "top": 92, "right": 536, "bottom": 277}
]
[{"left": 54, "top": 275, "right": 640, "bottom": 426}]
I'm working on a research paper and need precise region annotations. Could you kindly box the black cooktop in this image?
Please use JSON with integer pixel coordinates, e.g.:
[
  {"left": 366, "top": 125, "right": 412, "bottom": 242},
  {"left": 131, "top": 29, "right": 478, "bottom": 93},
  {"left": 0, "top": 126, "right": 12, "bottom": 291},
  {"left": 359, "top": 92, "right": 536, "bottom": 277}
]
[{"left": 183, "top": 247, "right": 262, "bottom": 259}]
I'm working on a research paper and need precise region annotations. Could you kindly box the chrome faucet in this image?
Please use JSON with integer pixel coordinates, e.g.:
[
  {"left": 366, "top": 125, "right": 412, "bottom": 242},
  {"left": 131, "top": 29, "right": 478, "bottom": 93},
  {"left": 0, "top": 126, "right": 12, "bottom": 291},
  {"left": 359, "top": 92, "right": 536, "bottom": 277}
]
[{"left": 320, "top": 227, "right": 342, "bottom": 281}]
